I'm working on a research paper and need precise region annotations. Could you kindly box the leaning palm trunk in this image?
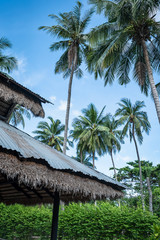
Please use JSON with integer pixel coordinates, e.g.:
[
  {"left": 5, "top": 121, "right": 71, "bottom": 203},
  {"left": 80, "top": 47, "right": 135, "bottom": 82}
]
[
  {"left": 146, "top": 177, "right": 153, "bottom": 214},
  {"left": 63, "top": 49, "right": 77, "bottom": 154},
  {"left": 63, "top": 66, "right": 74, "bottom": 154},
  {"left": 93, "top": 151, "right": 95, "bottom": 168},
  {"left": 141, "top": 39, "right": 160, "bottom": 123},
  {"left": 132, "top": 123, "right": 145, "bottom": 211},
  {"left": 110, "top": 149, "right": 121, "bottom": 207},
  {"left": 80, "top": 150, "right": 83, "bottom": 164},
  {"left": 110, "top": 149, "right": 117, "bottom": 180}
]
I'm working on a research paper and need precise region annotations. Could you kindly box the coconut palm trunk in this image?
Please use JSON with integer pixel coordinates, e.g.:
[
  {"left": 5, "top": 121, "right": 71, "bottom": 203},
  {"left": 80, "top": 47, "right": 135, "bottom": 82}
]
[
  {"left": 80, "top": 150, "right": 83, "bottom": 164},
  {"left": 63, "top": 50, "right": 77, "bottom": 154},
  {"left": 110, "top": 149, "right": 121, "bottom": 207},
  {"left": 132, "top": 123, "right": 145, "bottom": 211},
  {"left": 110, "top": 149, "right": 117, "bottom": 180},
  {"left": 141, "top": 39, "right": 160, "bottom": 123},
  {"left": 93, "top": 151, "right": 95, "bottom": 168},
  {"left": 146, "top": 177, "right": 153, "bottom": 214}
]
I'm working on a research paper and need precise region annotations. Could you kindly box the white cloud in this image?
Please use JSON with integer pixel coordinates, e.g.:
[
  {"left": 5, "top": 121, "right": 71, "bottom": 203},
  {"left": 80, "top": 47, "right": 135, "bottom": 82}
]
[
  {"left": 13, "top": 56, "right": 27, "bottom": 77},
  {"left": 59, "top": 100, "right": 67, "bottom": 111},
  {"left": 119, "top": 155, "right": 133, "bottom": 163},
  {"left": 50, "top": 96, "right": 56, "bottom": 103},
  {"left": 72, "top": 110, "right": 81, "bottom": 117},
  {"left": 22, "top": 72, "right": 45, "bottom": 88},
  {"left": 58, "top": 100, "right": 72, "bottom": 111},
  {"left": 141, "top": 156, "right": 147, "bottom": 161},
  {"left": 10, "top": 55, "right": 46, "bottom": 88}
]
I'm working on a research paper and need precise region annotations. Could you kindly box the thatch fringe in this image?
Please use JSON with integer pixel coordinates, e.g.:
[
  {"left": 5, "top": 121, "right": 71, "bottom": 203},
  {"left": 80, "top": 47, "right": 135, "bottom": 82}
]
[
  {"left": 0, "top": 152, "right": 123, "bottom": 203},
  {"left": 0, "top": 83, "right": 45, "bottom": 117}
]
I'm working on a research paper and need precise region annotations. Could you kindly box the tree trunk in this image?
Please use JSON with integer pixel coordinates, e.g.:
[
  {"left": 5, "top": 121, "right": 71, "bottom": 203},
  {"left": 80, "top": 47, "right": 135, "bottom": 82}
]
[
  {"left": 93, "top": 151, "right": 95, "bottom": 168},
  {"left": 80, "top": 150, "right": 83, "bottom": 164},
  {"left": 110, "top": 150, "right": 121, "bottom": 207},
  {"left": 110, "top": 149, "right": 117, "bottom": 180},
  {"left": 63, "top": 51, "right": 77, "bottom": 154},
  {"left": 146, "top": 177, "right": 153, "bottom": 214},
  {"left": 141, "top": 39, "right": 160, "bottom": 123},
  {"left": 132, "top": 123, "right": 145, "bottom": 211}
]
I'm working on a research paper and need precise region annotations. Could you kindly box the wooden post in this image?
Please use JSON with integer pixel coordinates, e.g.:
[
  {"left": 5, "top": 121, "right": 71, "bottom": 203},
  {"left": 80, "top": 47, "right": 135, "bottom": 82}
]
[{"left": 51, "top": 191, "right": 60, "bottom": 240}]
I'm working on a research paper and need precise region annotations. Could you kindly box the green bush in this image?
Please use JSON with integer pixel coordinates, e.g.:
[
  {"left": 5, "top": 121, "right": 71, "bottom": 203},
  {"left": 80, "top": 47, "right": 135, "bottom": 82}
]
[
  {"left": 150, "top": 224, "right": 160, "bottom": 240},
  {"left": 58, "top": 202, "right": 159, "bottom": 240},
  {"left": 0, "top": 202, "right": 159, "bottom": 240},
  {"left": 0, "top": 204, "right": 52, "bottom": 240}
]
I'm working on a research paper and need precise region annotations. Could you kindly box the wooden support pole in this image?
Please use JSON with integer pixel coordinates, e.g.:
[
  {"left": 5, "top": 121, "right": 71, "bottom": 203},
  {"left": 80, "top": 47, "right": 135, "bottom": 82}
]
[{"left": 51, "top": 191, "right": 60, "bottom": 240}]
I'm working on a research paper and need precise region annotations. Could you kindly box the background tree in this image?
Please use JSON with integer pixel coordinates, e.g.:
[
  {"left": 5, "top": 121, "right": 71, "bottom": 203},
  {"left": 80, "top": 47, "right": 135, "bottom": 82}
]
[
  {"left": 104, "top": 114, "right": 123, "bottom": 180},
  {"left": 88, "top": 0, "right": 160, "bottom": 123},
  {"left": 8, "top": 105, "right": 31, "bottom": 128},
  {"left": 117, "top": 160, "right": 160, "bottom": 214},
  {"left": 33, "top": 116, "right": 68, "bottom": 152},
  {"left": 72, "top": 151, "right": 94, "bottom": 167},
  {"left": 0, "top": 37, "right": 17, "bottom": 72},
  {"left": 71, "top": 103, "right": 109, "bottom": 168},
  {"left": 115, "top": 98, "right": 151, "bottom": 210},
  {"left": 39, "top": 2, "right": 94, "bottom": 154},
  {"left": 70, "top": 120, "right": 85, "bottom": 163}
]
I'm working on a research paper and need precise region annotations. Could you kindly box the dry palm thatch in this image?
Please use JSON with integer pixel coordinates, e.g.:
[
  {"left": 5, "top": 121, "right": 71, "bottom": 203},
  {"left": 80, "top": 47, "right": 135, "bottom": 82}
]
[
  {"left": 0, "top": 151, "right": 124, "bottom": 205},
  {"left": 0, "top": 83, "right": 45, "bottom": 118}
]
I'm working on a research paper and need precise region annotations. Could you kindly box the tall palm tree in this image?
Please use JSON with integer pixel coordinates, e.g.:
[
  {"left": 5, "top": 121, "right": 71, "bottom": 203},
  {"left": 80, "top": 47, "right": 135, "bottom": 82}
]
[
  {"left": 39, "top": 2, "right": 94, "bottom": 154},
  {"left": 8, "top": 105, "right": 31, "bottom": 128},
  {"left": 156, "top": 82, "right": 160, "bottom": 97},
  {"left": 115, "top": 98, "right": 151, "bottom": 210},
  {"left": 0, "top": 37, "right": 17, "bottom": 72},
  {"left": 72, "top": 151, "right": 94, "bottom": 168},
  {"left": 33, "top": 117, "right": 66, "bottom": 152},
  {"left": 70, "top": 119, "right": 87, "bottom": 163},
  {"left": 88, "top": 0, "right": 160, "bottom": 123},
  {"left": 104, "top": 115, "right": 123, "bottom": 180},
  {"left": 71, "top": 103, "right": 109, "bottom": 168}
]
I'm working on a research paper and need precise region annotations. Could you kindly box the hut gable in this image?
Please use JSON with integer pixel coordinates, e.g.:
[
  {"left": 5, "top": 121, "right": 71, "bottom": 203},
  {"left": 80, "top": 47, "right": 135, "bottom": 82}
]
[{"left": 0, "top": 72, "right": 51, "bottom": 121}]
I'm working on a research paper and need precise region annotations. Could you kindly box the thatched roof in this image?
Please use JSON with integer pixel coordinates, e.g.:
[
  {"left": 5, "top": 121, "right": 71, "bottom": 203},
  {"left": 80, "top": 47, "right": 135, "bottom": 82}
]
[
  {"left": 0, "top": 72, "right": 51, "bottom": 120},
  {"left": 0, "top": 120, "right": 125, "bottom": 205}
]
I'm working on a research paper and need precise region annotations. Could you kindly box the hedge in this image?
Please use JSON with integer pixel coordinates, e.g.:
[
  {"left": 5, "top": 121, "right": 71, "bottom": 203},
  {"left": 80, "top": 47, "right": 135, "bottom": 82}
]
[{"left": 0, "top": 202, "right": 159, "bottom": 240}]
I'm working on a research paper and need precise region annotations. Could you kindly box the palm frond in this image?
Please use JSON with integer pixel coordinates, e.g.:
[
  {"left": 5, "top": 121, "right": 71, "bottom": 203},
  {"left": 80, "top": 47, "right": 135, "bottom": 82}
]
[
  {"left": 0, "top": 56, "right": 17, "bottom": 73},
  {"left": 50, "top": 40, "right": 69, "bottom": 51},
  {"left": 0, "top": 37, "right": 12, "bottom": 49}
]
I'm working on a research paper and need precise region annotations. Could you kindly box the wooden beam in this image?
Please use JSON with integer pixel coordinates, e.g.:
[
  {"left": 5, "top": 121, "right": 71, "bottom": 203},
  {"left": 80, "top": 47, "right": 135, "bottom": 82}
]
[
  {"left": 24, "top": 185, "right": 43, "bottom": 199},
  {"left": 51, "top": 191, "right": 60, "bottom": 240},
  {"left": 44, "top": 188, "right": 54, "bottom": 199},
  {"left": 0, "top": 192, "right": 3, "bottom": 200},
  {"left": 0, "top": 115, "right": 7, "bottom": 121},
  {"left": 11, "top": 182, "right": 31, "bottom": 199}
]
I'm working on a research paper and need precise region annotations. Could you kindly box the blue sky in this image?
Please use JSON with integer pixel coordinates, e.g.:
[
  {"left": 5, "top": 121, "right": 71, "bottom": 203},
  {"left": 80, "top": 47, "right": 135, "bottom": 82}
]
[{"left": 0, "top": 0, "right": 159, "bottom": 177}]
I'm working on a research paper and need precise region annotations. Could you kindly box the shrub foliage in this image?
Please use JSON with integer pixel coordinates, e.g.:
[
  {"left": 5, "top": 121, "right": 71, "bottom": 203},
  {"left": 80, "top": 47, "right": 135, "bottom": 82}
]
[{"left": 0, "top": 202, "right": 159, "bottom": 240}]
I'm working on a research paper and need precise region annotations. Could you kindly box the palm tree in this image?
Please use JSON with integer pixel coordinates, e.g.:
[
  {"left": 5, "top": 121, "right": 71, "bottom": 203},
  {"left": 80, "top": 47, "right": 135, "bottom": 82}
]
[
  {"left": 70, "top": 119, "right": 87, "bottom": 163},
  {"left": 115, "top": 98, "right": 151, "bottom": 210},
  {"left": 72, "top": 151, "right": 94, "bottom": 167},
  {"left": 33, "top": 117, "right": 65, "bottom": 152},
  {"left": 0, "top": 37, "right": 17, "bottom": 72},
  {"left": 156, "top": 82, "right": 160, "bottom": 97},
  {"left": 8, "top": 104, "right": 31, "bottom": 128},
  {"left": 104, "top": 114, "right": 123, "bottom": 180},
  {"left": 39, "top": 2, "right": 94, "bottom": 154},
  {"left": 71, "top": 103, "right": 109, "bottom": 168},
  {"left": 88, "top": 0, "right": 160, "bottom": 123}
]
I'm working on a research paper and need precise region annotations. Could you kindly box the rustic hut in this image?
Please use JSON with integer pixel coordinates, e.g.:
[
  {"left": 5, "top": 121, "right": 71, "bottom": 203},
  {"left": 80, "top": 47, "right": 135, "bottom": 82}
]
[
  {"left": 0, "top": 72, "right": 50, "bottom": 119},
  {"left": 0, "top": 72, "right": 126, "bottom": 240}
]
